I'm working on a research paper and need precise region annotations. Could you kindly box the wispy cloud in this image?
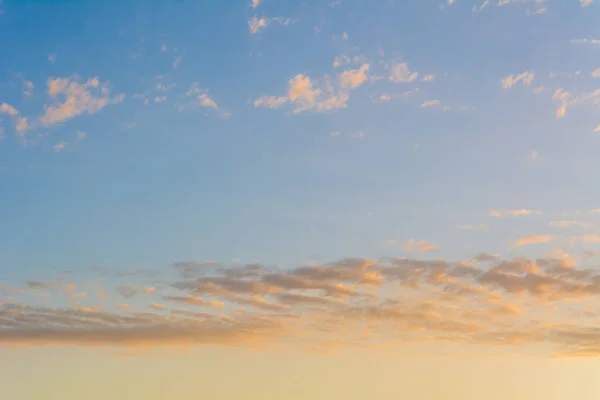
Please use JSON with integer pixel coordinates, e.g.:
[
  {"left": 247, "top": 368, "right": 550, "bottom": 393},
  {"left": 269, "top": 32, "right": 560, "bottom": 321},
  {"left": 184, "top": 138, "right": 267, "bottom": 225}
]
[
  {"left": 0, "top": 102, "right": 19, "bottom": 117},
  {"left": 571, "top": 38, "right": 600, "bottom": 45},
  {"left": 338, "top": 64, "right": 370, "bottom": 89},
  {"left": 179, "top": 82, "right": 230, "bottom": 118},
  {"left": 389, "top": 62, "right": 418, "bottom": 83},
  {"left": 402, "top": 239, "right": 439, "bottom": 253},
  {"left": 5, "top": 251, "right": 600, "bottom": 357},
  {"left": 549, "top": 220, "right": 592, "bottom": 229},
  {"left": 489, "top": 209, "right": 541, "bottom": 217},
  {"left": 53, "top": 140, "right": 68, "bottom": 152},
  {"left": 254, "top": 65, "right": 371, "bottom": 114},
  {"left": 500, "top": 71, "right": 535, "bottom": 88},
  {"left": 514, "top": 235, "right": 552, "bottom": 246},
  {"left": 248, "top": 16, "right": 290, "bottom": 34},
  {"left": 23, "top": 80, "right": 34, "bottom": 97},
  {"left": 35, "top": 76, "right": 124, "bottom": 128}
]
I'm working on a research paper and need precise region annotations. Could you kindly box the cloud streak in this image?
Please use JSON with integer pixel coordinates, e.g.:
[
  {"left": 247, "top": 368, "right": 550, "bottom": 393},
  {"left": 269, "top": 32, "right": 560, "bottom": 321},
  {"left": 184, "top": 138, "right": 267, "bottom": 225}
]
[{"left": 4, "top": 249, "right": 600, "bottom": 357}]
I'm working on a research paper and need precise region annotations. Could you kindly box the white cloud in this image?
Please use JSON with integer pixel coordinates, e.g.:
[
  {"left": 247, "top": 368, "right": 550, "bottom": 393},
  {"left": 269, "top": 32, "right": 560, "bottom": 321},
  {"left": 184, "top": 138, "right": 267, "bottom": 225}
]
[
  {"left": 181, "top": 83, "right": 228, "bottom": 117},
  {"left": 489, "top": 209, "right": 541, "bottom": 217},
  {"left": 591, "top": 68, "right": 600, "bottom": 78},
  {"left": 16, "top": 117, "right": 29, "bottom": 133},
  {"left": 472, "top": 0, "right": 489, "bottom": 13},
  {"left": 594, "top": 124, "right": 600, "bottom": 133},
  {"left": 53, "top": 141, "right": 68, "bottom": 152},
  {"left": 420, "top": 100, "right": 440, "bottom": 108},
  {"left": 48, "top": 54, "right": 57, "bottom": 63},
  {"left": 515, "top": 235, "right": 552, "bottom": 246},
  {"left": 581, "top": 0, "right": 594, "bottom": 7},
  {"left": 554, "top": 88, "right": 600, "bottom": 118},
  {"left": 249, "top": 16, "right": 290, "bottom": 34},
  {"left": 253, "top": 95, "right": 289, "bottom": 108},
  {"left": 23, "top": 80, "right": 34, "bottom": 97},
  {"left": 0, "top": 103, "right": 19, "bottom": 116},
  {"left": 339, "top": 64, "right": 369, "bottom": 89},
  {"left": 379, "top": 89, "right": 419, "bottom": 102},
  {"left": 500, "top": 71, "right": 535, "bottom": 88},
  {"left": 389, "top": 63, "right": 418, "bottom": 83},
  {"left": 40, "top": 76, "right": 124, "bottom": 127},
  {"left": 254, "top": 66, "right": 368, "bottom": 114},
  {"left": 527, "top": 7, "right": 547, "bottom": 15},
  {"left": 549, "top": 220, "right": 592, "bottom": 229},
  {"left": 252, "top": 0, "right": 261, "bottom": 8},
  {"left": 402, "top": 239, "right": 438, "bottom": 253},
  {"left": 571, "top": 38, "right": 600, "bottom": 45},
  {"left": 249, "top": 16, "right": 269, "bottom": 34},
  {"left": 421, "top": 74, "right": 435, "bottom": 82},
  {"left": 333, "top": 54, "right": 351, "bottom": 68},
  {"left": 172, "top": 56, "right": 182, "bottom": 69}
]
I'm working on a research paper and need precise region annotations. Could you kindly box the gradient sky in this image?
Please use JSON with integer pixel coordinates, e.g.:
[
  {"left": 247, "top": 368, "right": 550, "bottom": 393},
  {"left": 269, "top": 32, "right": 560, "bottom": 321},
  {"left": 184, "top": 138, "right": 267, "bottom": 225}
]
[{"left": 2, "top": 0, "right": 600, "bottom": 399}]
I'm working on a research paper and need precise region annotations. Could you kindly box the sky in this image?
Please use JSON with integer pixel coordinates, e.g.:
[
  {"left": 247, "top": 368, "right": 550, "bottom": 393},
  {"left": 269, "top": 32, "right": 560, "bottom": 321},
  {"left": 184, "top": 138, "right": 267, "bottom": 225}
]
[{"left": 2, "top": 0, "right": 600, "bottom": 398}]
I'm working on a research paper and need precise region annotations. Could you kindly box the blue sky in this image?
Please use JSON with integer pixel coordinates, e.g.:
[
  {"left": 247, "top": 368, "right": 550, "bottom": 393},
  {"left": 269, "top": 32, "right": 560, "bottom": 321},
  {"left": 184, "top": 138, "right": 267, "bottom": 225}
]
[
  {"left": 2, "top": 0, "right": 599, "bottom": 277},
  {"left": 3, "top": 2, "right": 600, "bottom": 398}
]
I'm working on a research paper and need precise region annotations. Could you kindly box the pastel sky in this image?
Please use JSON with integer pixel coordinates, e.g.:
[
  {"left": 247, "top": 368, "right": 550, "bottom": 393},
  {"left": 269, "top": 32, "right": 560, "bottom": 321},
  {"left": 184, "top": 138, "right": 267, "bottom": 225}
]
[{"left": 2, "top": 0, "right": 600, "bottom": 398}]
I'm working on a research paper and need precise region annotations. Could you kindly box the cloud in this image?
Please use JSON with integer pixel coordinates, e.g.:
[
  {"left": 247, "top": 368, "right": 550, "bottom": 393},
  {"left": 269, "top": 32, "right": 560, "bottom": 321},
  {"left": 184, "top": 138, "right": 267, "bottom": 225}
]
[
  {"left": 338, "top": 64, "right": 370, "bottom": 89},
  {"left": 252, "top": 0, "right": 261, "bottom": 8},
  {"left": 402, "top": 239, "right": 439, "bottom": 253},
  {"left": 592, "top": 68, "right": 600, "bottom": 78},
  {"left": 581, "top": 0, "right": 594, "bottom": 6},
  {"left": 254, "top": 67, "right": 368, "bottom": 114},
  {"left": 573, "top": 234, "right": 600, "bottom": 243},
  {"left": 549, "top": 221, "right": 592, "bottom": 229},
  {"left": 594, "top": 124, "right": 600, "bottom": 133},
  {"left": 489, "top": 209, "right": 541, "bottom": 217},
  {"left": 571, "top": 38, "right": 600, "bottom": 45},
  {"left": 15, "top": 117, "right": 29, "bottom": 133},
  {"left": 421, "top": 74, "right": 435, "bottom": 82},
  {"left": 8, "top": 251, "right": 600, "bottom": 357},
  {"left": 0, "top": 103, "right": 19, "bottom": 116},
  {"left": 515, "top": 235, "right": 552, "bottom": 246},
  {"left": 117, "top": 285, "right": 138, "bottom": 298},
  {"left": 48, "top": 53, "right": 56, "bottom": 63},
  {"left": 34, "top": 76, "right": 124, "bottom": 128},
  {"left": 379, "top": 89, "right": 419, "bottom": 102},
  {"left": 420, "top": 100, "right": 441, "bottom": 108},
  {"left": 389, "top": 63, "right": 418, "bottom": 83},
  {"left": 23, "top": 80, "right": 34, "bottom": 97},
  {"left": 333, "top": 54, "right": 351, "bottom": 68},
  {"left": 180, "top": 82, "right": 229, "bottom": 117},
  {"left": 53, "top": 140, "right": 68, "bottom": 152},
  {"left": 553, "top": 88, "right": 600, "bottom": 118},
  {"left": 500, "top": 71, "right": 535, "bottom": 88},
  {"left": 472, "top": 0, "right": 489, "bottom": 13},
  {"left": 248, "top": 16, "right": 290, "bottom": 34}
]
